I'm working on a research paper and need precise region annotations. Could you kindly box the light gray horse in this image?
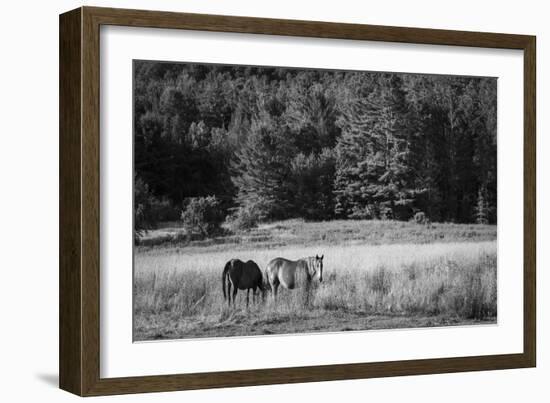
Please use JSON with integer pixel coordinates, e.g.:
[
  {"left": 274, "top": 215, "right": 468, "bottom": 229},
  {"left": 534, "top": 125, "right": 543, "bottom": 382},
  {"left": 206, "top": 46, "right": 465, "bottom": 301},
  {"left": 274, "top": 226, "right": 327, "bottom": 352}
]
[
  {"left": 265, "top": 255, "right": 324, "bottom": 301},
  {"left": 222, "top": 259, "right": 264, "bottom": 307}
]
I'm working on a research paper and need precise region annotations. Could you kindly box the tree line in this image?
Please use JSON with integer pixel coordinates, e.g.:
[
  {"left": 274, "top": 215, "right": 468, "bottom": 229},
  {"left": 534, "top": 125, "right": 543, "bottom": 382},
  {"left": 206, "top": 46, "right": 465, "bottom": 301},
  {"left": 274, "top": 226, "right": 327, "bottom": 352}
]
[{"left": 134, "top": 61, "right": 497, "bottom": 234}]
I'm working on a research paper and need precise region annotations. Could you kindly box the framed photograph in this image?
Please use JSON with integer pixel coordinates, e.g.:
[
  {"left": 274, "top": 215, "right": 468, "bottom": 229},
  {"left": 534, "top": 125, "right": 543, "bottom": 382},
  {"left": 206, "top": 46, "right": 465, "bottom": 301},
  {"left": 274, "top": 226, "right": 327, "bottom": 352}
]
[{"left": 59, "top": 6, "right": 536, "bottom": 396}]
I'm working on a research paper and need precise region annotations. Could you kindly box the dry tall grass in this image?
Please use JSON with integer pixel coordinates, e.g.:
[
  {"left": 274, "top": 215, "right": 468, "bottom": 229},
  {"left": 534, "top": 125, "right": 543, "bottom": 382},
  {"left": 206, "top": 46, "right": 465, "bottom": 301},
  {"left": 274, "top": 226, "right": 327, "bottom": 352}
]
[{"left": 134, "top": 239, "right": 496, "bottom": 340}]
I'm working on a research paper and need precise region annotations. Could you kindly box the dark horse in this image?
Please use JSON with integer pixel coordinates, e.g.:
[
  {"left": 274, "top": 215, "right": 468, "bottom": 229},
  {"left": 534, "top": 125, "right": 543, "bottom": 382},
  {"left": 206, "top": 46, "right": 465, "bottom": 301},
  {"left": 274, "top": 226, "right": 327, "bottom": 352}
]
[
  {"left": 222, "top": 259, "right": 264, "bottom": 307},
  {"left": 265, "top": 255, "right": 324, "bottom": 301}
]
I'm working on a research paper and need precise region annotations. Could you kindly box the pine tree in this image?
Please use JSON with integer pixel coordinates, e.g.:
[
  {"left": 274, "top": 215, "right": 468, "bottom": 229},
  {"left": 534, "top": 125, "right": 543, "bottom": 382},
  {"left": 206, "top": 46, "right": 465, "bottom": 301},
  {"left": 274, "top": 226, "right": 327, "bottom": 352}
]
[
  {"left": 290, "top": 148, "right": 336, "bottom": 219},
  {"left": 231, "top": 111, "right": 296, "bottom": 219},
  {"left": 475, "top": 186, "right": 489, "bottom": 224},
  {"left": 334, "top": 74, "right": 419, "bottom": 219},
  {"left": 286, "top": 82, "right": 340, "bottom": 153}
]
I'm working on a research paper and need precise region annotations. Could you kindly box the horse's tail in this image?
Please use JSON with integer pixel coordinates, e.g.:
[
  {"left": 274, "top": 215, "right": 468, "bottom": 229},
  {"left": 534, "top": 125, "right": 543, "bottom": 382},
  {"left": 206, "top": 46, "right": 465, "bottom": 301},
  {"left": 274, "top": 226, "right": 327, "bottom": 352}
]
[
  {"left": 263, "top": 266, "right": 270, "bottom": 292},
  {"left": 258, "top": 268, "right": 267, "bottom": 302},
  {"left": 222, "top": 261, "right": 231, "bottom": 300}
]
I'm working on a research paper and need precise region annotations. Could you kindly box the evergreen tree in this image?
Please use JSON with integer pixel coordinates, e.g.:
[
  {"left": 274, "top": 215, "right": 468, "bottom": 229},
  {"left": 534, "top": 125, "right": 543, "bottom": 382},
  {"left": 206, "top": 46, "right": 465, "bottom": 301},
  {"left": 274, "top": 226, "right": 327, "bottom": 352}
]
[
  {"left": 334, "top": 74, "right": 420, "bottom": 219},
  {"left": 231, "top": 111, "right": 296, "bottom": 219},
  {"left": 475, "top": 186, "right": 489, "bottom": 224},
  {"left": 290, "top": 148, "right": 336, "bottom": 219},
  {"left": 286, "top": 82, "right": 341, "bottom": 153}
]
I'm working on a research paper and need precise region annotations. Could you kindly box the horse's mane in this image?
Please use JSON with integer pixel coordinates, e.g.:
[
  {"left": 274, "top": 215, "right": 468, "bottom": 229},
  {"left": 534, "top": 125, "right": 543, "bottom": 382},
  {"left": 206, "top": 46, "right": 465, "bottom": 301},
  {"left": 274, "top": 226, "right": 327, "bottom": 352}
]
[{"left": 301, "top": 256, "right": 317, "bottom": 277}]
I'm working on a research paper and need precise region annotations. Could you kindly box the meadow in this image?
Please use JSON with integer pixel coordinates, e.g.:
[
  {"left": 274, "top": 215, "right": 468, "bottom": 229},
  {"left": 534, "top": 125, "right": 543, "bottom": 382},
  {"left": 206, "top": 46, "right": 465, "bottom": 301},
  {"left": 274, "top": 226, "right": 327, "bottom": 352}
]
[{"left": 134, "top": 219, "right": 497, "bottom": 341}]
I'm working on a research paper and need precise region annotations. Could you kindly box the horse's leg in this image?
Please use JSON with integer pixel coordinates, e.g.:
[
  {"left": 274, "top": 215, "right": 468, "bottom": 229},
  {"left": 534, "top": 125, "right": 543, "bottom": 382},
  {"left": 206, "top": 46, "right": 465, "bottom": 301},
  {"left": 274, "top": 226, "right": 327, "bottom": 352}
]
[
  {"left": 304, "top": 280, "right": 311, "bottom": 307},
  {"left": 232, "top": 287, "right": 238, "bottom": 307},
  {"left": 246, "top": 289, "right": 250, "bottom": 308},
  {"left": 252, "top": 286, "right": 257, "bottom": 304},
  {"left": 226, "top": 281, "right": 230, "bottom": 306},
  {"left": 227, "top": 281, "right": 232, "bottom": 306},
  {"left": 273, "top": 283, "right": 279, "bottom": 301}
]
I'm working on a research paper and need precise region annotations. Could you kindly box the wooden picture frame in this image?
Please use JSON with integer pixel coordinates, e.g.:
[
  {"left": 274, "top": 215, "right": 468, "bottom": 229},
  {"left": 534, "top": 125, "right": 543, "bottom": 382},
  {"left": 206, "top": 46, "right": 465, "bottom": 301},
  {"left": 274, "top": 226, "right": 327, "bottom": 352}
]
[{"left": 59, "top": 6, "right": 536, "bottom": 396}]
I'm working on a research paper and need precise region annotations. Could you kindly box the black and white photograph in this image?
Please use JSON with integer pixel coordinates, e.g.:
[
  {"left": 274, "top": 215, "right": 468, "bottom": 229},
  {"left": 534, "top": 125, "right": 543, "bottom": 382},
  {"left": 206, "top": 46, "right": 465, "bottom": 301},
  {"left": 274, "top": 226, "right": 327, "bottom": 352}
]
[
  {"left": 133, "top": 60, "right": 498, "bottom": 341},
  {"left": 0, "top": 0, "right": 544, "bottom": 400}
]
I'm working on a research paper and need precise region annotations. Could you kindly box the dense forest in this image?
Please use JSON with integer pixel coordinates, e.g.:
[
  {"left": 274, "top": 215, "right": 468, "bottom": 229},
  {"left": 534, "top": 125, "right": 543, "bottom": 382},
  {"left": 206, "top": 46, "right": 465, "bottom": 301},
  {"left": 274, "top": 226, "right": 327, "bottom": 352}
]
[{"left": 134, "top": 60, "right": 497, "bottom": 234}]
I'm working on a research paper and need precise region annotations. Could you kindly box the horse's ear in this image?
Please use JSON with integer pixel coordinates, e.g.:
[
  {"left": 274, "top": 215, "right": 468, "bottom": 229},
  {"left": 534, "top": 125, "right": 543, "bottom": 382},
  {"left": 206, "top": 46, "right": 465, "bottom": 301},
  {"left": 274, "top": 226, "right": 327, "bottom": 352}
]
[
  {"left": 321, "top": 254, "right": 324, "bottom": 260},
  {"left": 316, "top": 254, "right": 319, "bottom": 259}
]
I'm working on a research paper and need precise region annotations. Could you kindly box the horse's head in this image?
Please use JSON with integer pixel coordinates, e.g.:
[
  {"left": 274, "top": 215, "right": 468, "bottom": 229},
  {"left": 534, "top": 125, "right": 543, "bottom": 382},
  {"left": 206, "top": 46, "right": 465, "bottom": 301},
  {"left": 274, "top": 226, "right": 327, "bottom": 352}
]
[{"left": 314, "top": 254, "right": 324, "bottom": 282}]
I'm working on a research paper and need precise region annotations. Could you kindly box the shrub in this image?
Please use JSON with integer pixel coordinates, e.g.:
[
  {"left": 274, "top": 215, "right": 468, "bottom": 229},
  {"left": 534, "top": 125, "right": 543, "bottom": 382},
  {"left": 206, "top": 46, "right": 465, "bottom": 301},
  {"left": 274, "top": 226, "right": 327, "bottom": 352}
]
[
  {"left": 380, "top": 206, "right": 394, "bottom": 221},
  {"left": 225, "top": 206, "right": 260, "bottom": 232},
  {"left": 225, "top": 198, "right": 270, "bottom": 232},
  {"left": 414, "top": 211, "right": 429, "bottom": 225},
  {"left": 181, "top": 196, "right": 224, "bottom": 237}
]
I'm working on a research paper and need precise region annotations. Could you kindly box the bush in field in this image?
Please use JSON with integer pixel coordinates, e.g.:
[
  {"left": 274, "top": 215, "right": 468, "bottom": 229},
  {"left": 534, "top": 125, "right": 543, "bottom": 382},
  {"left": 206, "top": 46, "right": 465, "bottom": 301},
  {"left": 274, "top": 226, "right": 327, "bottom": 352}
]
[
  {"left": 181, "top": 196, "right": 224, "bottom": 237},
  {"left": 225, "top": 197, "right": 271, "bottom": 232},
  {"left": 225, "top": 205, "right": 261, "bottom": 232},
  {"left": 414, "top": 211, "right": 429, "bottom": 225}
]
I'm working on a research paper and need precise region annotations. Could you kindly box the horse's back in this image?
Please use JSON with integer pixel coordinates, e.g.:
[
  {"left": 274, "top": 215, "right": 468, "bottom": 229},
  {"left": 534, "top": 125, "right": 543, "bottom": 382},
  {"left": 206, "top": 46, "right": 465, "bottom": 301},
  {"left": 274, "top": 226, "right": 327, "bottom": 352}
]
[
  {"left": 267, "top": 257, "right": 301, "bottom": 289},
  {"left": 230, "top": 259, "right": 262, "bottom": 289},
  {"left": 228, "top": 259, "right": 245, "bottom": 274},
  {"left": 267, "top": 257, "right": 292, "bottom": 270},
  {"left": 245, "top": 260, "right": 262, "bottom": 281},
  {"left": 266, "top": 257, "right": 286, "bottom": 277},
  {"left": 229, "top": 258, "right": 244, "bottom": 267}
]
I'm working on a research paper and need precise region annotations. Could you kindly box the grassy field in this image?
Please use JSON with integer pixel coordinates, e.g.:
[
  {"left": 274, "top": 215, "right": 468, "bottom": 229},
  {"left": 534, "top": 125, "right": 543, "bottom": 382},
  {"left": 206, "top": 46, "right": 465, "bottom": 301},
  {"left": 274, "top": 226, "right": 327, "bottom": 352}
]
[{"left": 134, "top": 219, "right": 497, "bottom": 341}]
